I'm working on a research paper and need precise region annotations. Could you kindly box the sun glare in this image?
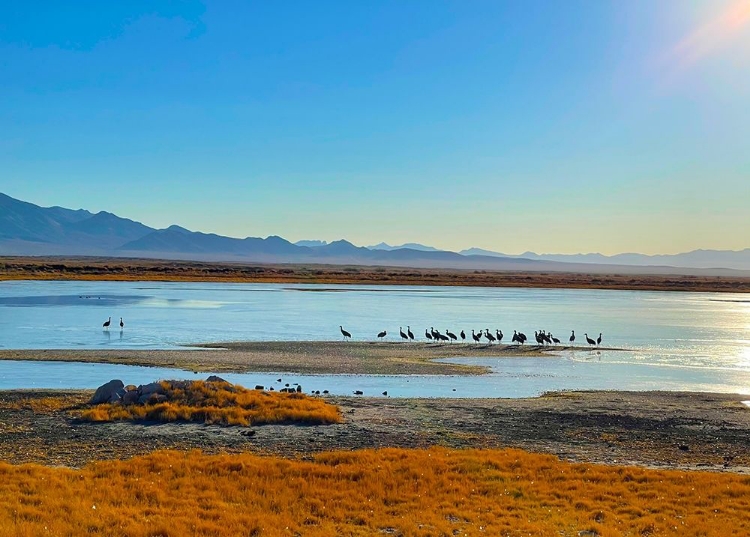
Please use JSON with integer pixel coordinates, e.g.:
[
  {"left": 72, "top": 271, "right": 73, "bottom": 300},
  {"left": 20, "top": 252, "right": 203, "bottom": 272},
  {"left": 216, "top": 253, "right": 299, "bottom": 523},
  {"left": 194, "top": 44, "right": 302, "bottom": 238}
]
[{"left": 665, "top": 0, "right": 750, "bottom": 71}]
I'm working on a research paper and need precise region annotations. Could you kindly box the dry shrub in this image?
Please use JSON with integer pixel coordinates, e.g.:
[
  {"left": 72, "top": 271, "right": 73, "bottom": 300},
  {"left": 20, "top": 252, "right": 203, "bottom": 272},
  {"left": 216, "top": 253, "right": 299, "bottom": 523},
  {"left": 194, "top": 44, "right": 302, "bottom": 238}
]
[
  {"left": 79, "top": 380, "right": 341, "bottom": 426},
  {"left": 0, "top": 395, "right": 84, "bottom": 413},
  {"left": 1, "top": 447, "right": 749, "bottom": 536}
]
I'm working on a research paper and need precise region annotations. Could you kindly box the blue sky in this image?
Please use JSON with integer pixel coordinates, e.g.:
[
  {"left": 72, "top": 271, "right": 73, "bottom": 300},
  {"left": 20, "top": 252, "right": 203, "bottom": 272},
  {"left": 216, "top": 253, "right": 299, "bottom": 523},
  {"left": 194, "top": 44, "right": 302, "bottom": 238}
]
[{"left": 2, "top": 1, "right": 749, "bottom": 255}]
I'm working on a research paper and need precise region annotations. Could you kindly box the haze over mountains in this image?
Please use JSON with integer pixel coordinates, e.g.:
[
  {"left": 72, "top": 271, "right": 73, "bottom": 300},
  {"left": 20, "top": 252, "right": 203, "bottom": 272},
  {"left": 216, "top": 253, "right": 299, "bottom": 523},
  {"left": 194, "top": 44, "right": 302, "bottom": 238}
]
[{"left": 2, "top": 193, "right": 749, "bottom": 274}]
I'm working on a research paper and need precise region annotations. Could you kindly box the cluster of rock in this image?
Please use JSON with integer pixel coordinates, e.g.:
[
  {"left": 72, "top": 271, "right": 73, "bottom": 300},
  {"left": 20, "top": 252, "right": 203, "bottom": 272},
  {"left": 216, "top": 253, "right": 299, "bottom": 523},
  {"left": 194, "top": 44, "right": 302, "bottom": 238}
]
[{"left": 89, "top": 376, "right": 228, "bottom": 405}]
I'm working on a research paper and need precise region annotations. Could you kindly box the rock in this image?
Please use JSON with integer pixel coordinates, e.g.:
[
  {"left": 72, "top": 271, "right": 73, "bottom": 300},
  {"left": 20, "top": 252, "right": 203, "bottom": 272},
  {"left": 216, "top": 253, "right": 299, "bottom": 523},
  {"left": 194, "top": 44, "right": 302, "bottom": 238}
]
[
  {"left": 107, "top": 388, "right": 127, "bottom": 404},
  {"left": 122, "top": 391, "right": 139, "bottom": 405},
  {"left": 296, "top": 385, "right": 302, "bottom": 393},
  {"left": 138, "top": 382, "right": 165, "bottom": 398},
  {"left": 90, "top": 380, "right": 125, "bottom": 405},
  {"left": 678, "top": 444, "right": 690, "bottom": 451},
  {"left": 150, "top": 394, "right": 168, "bottom": 404},
  {"left": 255, "top": 385, "right": 265, "bottom": 390},
  {"left": 124, "top": 385, "right": 137, "bottom": 392},
  {"left": 206, "top": 375, "right": 227, "bottom": 383},
  {"left": 353, "top": 390, "right": 364, "bottom": 395}
]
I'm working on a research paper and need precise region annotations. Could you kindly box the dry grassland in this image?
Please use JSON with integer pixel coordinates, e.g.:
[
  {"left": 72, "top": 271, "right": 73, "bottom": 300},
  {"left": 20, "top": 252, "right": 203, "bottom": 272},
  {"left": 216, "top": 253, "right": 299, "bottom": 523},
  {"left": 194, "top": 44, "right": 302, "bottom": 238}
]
[{"left": 1, "top": 447, "right": 749, "bottom": 536}]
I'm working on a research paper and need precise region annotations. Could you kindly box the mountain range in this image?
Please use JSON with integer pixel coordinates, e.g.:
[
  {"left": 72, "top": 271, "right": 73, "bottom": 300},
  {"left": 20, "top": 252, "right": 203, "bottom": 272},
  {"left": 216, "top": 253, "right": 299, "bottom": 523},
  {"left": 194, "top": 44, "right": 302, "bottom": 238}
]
[{"left": 1, "top": 193, "right": 749, "bottom": 274}]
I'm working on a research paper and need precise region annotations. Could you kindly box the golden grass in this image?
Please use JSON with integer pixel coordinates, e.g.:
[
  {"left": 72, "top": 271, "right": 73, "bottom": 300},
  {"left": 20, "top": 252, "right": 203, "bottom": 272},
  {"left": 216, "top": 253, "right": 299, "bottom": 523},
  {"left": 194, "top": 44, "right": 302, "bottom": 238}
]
[
  {"left": 1, "top": 447, "right": 749, "bottom": 536},
  {"left": 80, "top": 380, "right": 341, "bottom": 426},
  {"left": 0, "top": 395, "right": 85, "bottom": 413}
]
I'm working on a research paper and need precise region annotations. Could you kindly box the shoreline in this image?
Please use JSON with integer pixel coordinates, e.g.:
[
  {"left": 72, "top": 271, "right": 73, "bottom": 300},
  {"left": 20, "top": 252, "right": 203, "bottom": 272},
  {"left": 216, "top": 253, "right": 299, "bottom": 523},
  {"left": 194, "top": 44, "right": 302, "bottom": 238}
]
[
  {"left": 1, "top": 389, "right": 748, "bottom": 472},
  {"left": 0, "top": 341, "right": 607, "bottom": 375},
  {"left": 3, "top": 256, "right": 749, "bottom": 292}
]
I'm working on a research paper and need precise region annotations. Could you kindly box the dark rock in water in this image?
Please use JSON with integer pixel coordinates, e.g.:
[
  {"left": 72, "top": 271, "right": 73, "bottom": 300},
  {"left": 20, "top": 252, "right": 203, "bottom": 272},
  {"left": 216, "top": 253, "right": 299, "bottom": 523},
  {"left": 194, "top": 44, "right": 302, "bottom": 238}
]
[
  {"left": 323, "top": 390, "right": 329, "bottom": 395},
  {"left": 206, "top": 375, "right": 227, "bottom": 383},
  {"left": 269, "top": 387, "right": 275, "bottom": 391},
  {"left": 241, "top": 430, "right": 256, "bottom": 437},
  {"left": 382, "top": 391, "right": 388, "bottom": 396},
  {"left": 90, "top": 380, "right": 124, "bottom": 405},
  {"left": 678, "top": 444, "right": 690, "bottom": 451},
  {"left": 255, "top": 385, "right": 264, "bottom": 390},
  {"left": 296, "top": 385, "right": 302, "bottom": 393},
  {"left": 353, "top": 390, "right": 364, "bottom": 395}
]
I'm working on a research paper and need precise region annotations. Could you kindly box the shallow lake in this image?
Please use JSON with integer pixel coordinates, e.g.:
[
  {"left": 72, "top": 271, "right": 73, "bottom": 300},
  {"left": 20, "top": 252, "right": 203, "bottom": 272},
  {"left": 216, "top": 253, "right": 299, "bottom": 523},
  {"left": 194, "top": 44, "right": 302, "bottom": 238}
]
[{"left": 0, "top": 280, "right": 749, "bottom": 396}]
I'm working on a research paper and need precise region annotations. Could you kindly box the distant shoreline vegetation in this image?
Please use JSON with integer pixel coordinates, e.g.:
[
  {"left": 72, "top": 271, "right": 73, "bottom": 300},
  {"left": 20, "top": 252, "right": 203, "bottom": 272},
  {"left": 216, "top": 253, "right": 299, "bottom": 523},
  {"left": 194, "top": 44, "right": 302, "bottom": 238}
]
[{"left": 2, "top": 257, "right": 749, "bottom": 293}]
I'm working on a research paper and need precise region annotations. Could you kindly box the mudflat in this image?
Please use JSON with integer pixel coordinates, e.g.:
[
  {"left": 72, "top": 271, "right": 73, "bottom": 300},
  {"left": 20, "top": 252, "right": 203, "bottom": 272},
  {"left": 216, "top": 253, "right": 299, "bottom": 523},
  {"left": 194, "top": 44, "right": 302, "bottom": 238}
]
[
  {"left": 1, "top": 390, "right": 748, "bottom": 472},
  {"left": 0, "top": 341, "right": 578, "bottom": 375},
  {"left": 2, "top": 256, "right": 749, "bottom": 292}
]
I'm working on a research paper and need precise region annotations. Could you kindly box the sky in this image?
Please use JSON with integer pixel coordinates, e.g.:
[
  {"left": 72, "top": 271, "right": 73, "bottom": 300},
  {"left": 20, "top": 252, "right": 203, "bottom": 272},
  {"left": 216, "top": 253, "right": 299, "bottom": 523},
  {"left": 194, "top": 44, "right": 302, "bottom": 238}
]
[{"left": 1, "top": 1, "right": 749, "bottom": 255}]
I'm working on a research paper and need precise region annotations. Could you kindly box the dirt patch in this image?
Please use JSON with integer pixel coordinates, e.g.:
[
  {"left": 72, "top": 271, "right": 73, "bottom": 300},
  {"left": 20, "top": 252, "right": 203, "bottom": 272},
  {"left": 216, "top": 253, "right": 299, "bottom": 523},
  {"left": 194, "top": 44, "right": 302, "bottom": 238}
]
[{"left": 1, "top": 390, "right": 749, "bottom": 472}]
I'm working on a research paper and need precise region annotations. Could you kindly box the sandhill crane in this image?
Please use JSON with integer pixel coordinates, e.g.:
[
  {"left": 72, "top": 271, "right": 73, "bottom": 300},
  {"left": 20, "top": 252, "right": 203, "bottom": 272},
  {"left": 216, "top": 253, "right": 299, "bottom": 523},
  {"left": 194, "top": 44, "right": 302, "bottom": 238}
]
[
  {"left": 597, "top": 333, "right": 603, "bottom": 346},
  {"left": 400, "top": 327, "right": 408, "bottom": 341},
  {"left": 425, "top": 329, "right": 433, "bottom": 342},
  {"left": 102, "top": 317, "right": 111, "bottom": 329},
  {"left": 569, "top": 330, "right": 575, "bottom": 344},
  {"left": 485, "top": 329, "right": 496, "bottom": 344},
  {"left": 460, "top": 329, "right": 466, "bottom": 342},
  {"left": 340, "top": 326, "right": 351, "bottom": 340},
  {"left": 446, "top": 329, "right": 457, "bottom": 343},
  {"left": 377, "top": 330, "right": 387, "bottom": 340},
  {"left": 407, "top": 326, "right": 414, "bottom": 341},
  {"left": 585, "top": 333, "right": 596, "bottom": 346},
  {"left": 496, "top": 329, "right": 503, "bottom": 343},
  {"left": 541, "top": 331, "right": 552, "bottom": 345},
  {"left": 471, "top": 329, "right": 481, "bottom": 343},
  {"left": 119, "top": 317, "right": 124, "bottom": 330}
]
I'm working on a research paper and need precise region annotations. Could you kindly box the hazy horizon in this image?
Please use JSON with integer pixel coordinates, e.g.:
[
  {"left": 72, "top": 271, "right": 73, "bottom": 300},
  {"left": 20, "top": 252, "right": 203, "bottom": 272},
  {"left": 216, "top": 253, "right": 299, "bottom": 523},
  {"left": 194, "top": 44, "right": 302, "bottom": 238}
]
[{"left": 2, "top": 1, "right": 749, "bottom": 256}]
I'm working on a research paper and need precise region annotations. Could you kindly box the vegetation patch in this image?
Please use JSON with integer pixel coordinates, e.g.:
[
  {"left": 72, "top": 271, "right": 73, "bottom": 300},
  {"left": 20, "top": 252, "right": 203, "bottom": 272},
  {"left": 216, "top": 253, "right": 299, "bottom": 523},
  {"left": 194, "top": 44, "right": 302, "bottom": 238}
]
[
  {"left": 80, "top": 379, "right": 342, "bottom": 426},
  {"left": 1, "top": 447, "right": 749, "bottom": 536}
]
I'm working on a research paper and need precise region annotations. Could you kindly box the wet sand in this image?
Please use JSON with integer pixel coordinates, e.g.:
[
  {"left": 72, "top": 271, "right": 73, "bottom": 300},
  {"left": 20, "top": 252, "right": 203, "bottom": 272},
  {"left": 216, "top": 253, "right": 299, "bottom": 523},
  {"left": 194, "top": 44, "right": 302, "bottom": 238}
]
[
  {"left": 0, "top": 341, "right": 597, "bottom": 375},
  {"left": 1, "top": 390, "right": 748, "bottom": 472}
]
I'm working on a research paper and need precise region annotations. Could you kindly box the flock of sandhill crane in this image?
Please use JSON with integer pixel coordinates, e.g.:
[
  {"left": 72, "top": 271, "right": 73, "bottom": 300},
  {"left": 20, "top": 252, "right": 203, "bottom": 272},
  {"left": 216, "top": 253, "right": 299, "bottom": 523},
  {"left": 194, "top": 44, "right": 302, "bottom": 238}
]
[{"left": 341, "top": 325, "right": 603, "bottom": 347}]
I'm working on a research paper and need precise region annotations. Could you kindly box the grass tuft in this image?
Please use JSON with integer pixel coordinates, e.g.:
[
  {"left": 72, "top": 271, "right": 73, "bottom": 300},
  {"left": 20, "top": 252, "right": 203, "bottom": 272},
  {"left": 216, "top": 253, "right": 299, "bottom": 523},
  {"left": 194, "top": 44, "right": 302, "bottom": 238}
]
[{"left": 79, "top": 380, "right": 341, "bottom": 426}]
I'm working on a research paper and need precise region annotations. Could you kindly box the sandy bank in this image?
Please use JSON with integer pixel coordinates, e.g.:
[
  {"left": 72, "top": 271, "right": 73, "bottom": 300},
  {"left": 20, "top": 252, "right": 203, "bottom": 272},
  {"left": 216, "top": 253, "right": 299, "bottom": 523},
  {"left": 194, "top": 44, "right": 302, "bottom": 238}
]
[{"left": 0, "top": 341, "right": 601, "bottom": 375}]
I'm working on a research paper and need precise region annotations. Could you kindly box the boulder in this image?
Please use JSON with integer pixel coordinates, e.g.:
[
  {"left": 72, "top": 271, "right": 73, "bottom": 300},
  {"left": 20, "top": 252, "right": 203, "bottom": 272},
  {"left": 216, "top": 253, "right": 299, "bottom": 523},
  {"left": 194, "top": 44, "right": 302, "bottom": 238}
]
[
  {"left": 122, "top": 390, "right": 139, "bottom": 405},
  {"left": 107, "top": 388, "right": 127, "bottom": 404},
  {"left": 124, "top": 385, "right": 137, "bottom": 392},
  {"left": 90, "top": 380, "right": 125, "bottom": 405},
  {"left": 255, "top": 385, "right": 265, "bottom": 390},
  {"left": 206, "top": 375, "right": 227, "bottom": 384},
  {"left": 138, "top": 382, "right": 165, "bottom": 398}
]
